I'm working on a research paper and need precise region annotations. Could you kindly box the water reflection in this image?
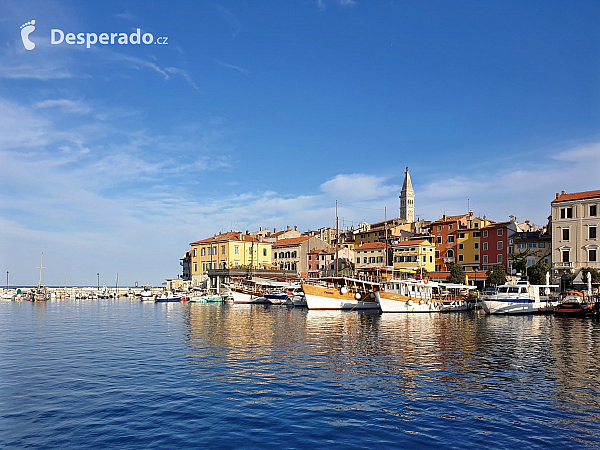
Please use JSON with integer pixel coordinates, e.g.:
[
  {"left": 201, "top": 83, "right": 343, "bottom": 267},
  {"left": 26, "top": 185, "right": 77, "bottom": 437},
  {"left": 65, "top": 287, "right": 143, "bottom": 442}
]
[{"left": 182, "top": 304, "right": 600, "bottom": 447}]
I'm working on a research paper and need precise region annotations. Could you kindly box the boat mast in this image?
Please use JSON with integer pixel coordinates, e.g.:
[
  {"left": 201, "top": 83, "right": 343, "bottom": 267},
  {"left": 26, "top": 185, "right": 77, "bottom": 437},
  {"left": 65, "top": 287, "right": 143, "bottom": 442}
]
[
  {"left": 37, "top": 252, "right": 45, "bottom": 290},
  {"left": 335, "top": 200, "right": 339, "bottom": 277}
]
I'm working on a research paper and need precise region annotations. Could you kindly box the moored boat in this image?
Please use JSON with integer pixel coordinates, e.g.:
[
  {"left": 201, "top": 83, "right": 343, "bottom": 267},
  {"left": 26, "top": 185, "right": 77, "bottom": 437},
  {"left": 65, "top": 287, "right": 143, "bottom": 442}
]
[
  {"left": 301, "top": 277, "right": 380, "bottom": 310},
  {"left": 479, "top": 281, "right": 559, "bottom": 314},
  {"left": 378, "top": 279, "right": 441, "bottom": 313},
  {"left": 553, "top": 291, "right": 596, "bottom": 317}
]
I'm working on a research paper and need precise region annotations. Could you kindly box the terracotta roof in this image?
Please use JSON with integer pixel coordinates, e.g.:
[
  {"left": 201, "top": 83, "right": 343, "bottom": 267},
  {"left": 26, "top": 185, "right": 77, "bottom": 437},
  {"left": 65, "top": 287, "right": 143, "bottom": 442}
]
[
  {"left": 482, "top": 221, "right": 511, "bottom": 229},
  {"left": 394, "top": 240, "right": 433, "bottom": 247},
  {"left": 190, "top": 231, "right": 261, "bottom": 245},
  {"left": 552, "top": 189, "right": 600, "bottom": 203},
  {"left": 429, "top": 213, "right": 470, "bottom": 226},
  {"left": 272, "top": 236, "right": 313, "bottom": 247},
  {"left": 355, "top": 242, "right": 386, "bottom": 250}
]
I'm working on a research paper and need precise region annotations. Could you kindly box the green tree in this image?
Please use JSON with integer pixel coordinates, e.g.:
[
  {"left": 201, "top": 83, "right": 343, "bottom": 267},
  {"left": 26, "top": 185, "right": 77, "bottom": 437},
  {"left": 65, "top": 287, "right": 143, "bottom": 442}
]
[
  {"left": 487, "top": 264, "right": 506, "bottom": 286},
  {"left": 580, "top": 267, "right": 600, "bottom": 284},
  {"left": 527, "top": 261, "right": 550, "bottom": 285},
  {"left": 447, "top": 264, "right": 466, "bottom": 284},
  {"left": 510, "top": 250, "right": 532, "bottom": 275}
]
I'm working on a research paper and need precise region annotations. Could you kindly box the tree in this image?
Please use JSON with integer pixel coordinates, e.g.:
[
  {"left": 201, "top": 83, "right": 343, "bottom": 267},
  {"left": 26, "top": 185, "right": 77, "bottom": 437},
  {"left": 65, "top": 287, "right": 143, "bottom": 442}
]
[
  {"left": 447, "top": 264, "right": 466, "bottom": 284},
  {"left": 487, "top": 264, "right": 506, "bottom": 286},
  {"left": 580, "top": 267, "right": 600, "bottom": 284},
  {"left": 510, "top": 250, "right": 532, "bottom": 275},
  {"left": 527, "top": 261, "right": 550, "bottom": 285}
]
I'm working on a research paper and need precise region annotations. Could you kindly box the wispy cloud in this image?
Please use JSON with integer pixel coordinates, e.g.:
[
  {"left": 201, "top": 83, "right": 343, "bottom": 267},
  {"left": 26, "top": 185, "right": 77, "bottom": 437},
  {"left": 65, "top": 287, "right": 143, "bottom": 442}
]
[
  {"left": 116, "top": 10, "right": 136, "bottom": 21},
  {"left": 34, "top": 99, "right": 92, "bottom": 115},
  {"left": 320, "top": 174, "right": 400, "bottom": 201},
  {"left": 215, "top": 59, "right": 250, "bottom": 76},
  {"left": 0, "top": 64, "right": 73, "bottom": 80}
]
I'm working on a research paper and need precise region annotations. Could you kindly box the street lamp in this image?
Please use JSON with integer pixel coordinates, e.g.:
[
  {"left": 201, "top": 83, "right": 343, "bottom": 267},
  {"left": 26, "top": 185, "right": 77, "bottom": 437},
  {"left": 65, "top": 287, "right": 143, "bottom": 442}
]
[
  {"left": 6, "top": 271, "right": 8, "bottom": 289},
  {"left": 97, "top": 273, "right": 100, "bottom": 291}
]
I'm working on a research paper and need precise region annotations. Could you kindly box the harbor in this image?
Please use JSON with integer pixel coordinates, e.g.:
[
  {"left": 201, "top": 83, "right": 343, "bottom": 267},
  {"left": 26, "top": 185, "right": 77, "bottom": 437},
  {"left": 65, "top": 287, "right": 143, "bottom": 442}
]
[{"left": 1, "top": 298, "right": 599, "bottom": 449}]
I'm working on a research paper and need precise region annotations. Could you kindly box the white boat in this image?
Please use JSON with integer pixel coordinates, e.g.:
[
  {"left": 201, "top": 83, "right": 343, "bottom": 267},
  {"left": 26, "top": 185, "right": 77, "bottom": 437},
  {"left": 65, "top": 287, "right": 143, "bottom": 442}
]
[
  {"left": 479, "top": 281, "right": 559, "bottom": 314},
  {"left": 437, "top": 282, "right": 478, "bottom": 312},
  {"left": 378, "top": 279, "right": 441, "bottom": 313},
  {"left": 301, "top": 277, "right": 380, "bottom": 310},
  {"left": 1, "top": 291, "right": 15, "bottom": 301},
  {"left": 225, "top": 283, "right": 270, "bottom": 304}
]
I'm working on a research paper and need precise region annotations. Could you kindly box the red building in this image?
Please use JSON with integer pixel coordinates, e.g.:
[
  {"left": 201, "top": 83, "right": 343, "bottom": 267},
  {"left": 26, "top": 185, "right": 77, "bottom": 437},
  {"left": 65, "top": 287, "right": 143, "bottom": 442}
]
[
  {"left": 481, "top": 220, "right": 519, "bottom": 271},
  {"left": 426, "top": 213, "right": 470, "bottom": 271}
]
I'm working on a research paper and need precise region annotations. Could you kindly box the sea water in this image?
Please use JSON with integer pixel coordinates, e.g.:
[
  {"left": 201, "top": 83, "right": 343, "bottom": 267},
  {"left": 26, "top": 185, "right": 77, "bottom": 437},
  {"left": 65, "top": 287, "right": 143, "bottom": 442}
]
[{"left": 1, "top": 300, "right": 599, "bottom": 449}]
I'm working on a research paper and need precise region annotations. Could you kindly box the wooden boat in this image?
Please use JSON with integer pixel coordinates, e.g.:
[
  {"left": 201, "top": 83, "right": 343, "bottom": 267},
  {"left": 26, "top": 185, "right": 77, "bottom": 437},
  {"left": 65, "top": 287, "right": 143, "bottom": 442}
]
[
  {"left": 301, "top": 277, "right": 380, "bottom": 310},
  {"left": 378, "top": 279, "right": 441, "bottom": 313}
]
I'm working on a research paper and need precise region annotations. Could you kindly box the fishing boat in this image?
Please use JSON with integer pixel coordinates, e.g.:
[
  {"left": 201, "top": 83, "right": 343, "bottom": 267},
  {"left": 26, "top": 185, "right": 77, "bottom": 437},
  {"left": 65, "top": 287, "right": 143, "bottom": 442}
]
[
  {"left": 437, "top": 283, "right": 478, "bottom": 312},
  {"left": 479, "top": 281, "right": 559, "bottom": 314},
  {"left": 378, "top": 278, "right": 441, "bottom": 313},
  {"left": 301, "top": 277, "right": 380, "bottom": 310},
  {"left": 553, "top": 291, "right": 596, "bottom": 317},
  {"left": 225, "top": 279, "right": 271, "bottom": 304}
]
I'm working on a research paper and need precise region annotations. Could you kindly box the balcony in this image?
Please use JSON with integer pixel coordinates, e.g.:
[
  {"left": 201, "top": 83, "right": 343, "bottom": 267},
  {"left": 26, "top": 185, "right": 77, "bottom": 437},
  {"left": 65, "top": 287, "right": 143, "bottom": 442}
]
[
  {"left": 552, "top": 262, "right": 573, "bottom": 269},
  {"left": 442, "top": 257, "right": 455, "bottom": 263}
]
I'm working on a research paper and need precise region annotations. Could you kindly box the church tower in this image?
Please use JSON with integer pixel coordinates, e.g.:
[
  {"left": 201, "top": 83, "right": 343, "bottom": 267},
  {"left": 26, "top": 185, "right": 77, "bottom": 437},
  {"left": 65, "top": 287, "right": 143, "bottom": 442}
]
[{"left": 400, "top": 166, "right": 415, "bottom": 222}]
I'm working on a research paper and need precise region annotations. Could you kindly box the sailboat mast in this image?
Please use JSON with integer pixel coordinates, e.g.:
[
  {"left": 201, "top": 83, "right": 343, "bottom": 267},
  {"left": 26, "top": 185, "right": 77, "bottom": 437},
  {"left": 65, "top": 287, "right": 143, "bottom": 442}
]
[
  {"left": 37, "top": 252, "right": 45, "bottom": 289},
  {"left": 335, "top": 200, "right": 339, "bottom": 277}
]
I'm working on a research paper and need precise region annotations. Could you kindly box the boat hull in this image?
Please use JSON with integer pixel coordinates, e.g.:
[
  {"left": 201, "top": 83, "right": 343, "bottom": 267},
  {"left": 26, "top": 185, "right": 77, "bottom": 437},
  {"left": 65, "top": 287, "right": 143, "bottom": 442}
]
[
  {"left": 230, "top": 289, "right": 270, "bottom": 304},
  {"left": 378, "top": 291, "right": 440, "bottom": 313},
  {"left": 479, "top": 299, "right": 554, "bottom": 315},
  {"left": 302, "top": 283, "right": 379, "bottom": 310}
]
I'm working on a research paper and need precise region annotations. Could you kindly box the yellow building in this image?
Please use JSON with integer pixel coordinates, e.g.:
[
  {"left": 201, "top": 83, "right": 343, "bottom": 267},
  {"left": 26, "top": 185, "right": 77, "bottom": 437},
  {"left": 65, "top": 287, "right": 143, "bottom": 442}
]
[
  {"left": 189, "top": 232, "right": 272, "bottom": 283},
  {"left": 392, "top": 239, "right": 435, "bottom": 273},
  {"left": 456, "top": 216, "right": 492, "bottom": 271}
]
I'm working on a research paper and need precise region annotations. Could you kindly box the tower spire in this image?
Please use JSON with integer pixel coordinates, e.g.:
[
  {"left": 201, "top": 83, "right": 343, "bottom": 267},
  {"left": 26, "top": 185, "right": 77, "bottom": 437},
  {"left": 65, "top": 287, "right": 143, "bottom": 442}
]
[{"left": 400, "top": 167, "right": 415, "bottom": 222}]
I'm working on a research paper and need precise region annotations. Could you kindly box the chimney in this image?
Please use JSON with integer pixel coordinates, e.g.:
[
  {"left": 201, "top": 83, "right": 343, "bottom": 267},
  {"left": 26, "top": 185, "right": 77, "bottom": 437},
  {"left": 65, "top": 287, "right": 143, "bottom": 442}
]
[
  {"left": 561, "top": 190, "right": 566, "bottom": 195},
  {"left": 238, "top": 232, "right": 243, "bottom": 240},
  {"left": 556, "top": 193, "right": 560, "bottom": 199},
  {"left": 274, "top": 228, "right": 277, "bottom": 233},
  {"left": 246, "top": 229, "right": 250, "bottom": 235},
  {"left": 294, "top": 225, "right": 298, "bottom": 231},
  {"left": 287, "top": 225, "right": 291, "bottom": 231},
  {"left": 259, "top": 226, "right": 263, "bottom": 231}
]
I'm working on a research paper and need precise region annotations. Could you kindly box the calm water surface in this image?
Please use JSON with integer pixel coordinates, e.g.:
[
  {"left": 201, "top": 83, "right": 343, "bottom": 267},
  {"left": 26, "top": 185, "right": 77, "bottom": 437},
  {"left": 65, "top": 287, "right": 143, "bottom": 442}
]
[{"left": 1, "top": 300, "right": 599, "bottom": 449}]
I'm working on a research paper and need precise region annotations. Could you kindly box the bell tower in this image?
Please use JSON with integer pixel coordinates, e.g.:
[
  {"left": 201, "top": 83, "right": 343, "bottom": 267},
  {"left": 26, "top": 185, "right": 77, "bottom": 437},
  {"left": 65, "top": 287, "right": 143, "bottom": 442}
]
[{"left": 400, "top": 166, "right": 414, "bottom": 222}]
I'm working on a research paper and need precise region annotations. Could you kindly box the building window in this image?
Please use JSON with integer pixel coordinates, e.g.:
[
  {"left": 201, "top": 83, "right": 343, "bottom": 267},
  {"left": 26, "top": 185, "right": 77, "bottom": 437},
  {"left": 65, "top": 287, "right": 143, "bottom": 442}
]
[
  {"left": 560, "top": 207, "right": 573, "bottom": 219},
  {"left": 234, "top": 246, "right": 239, "bottom": 255},
  {"left": 497, "top": 229, "right": 503, "bottom": 236},
  {"left": 435, "top": 250, "right": 440, "bottom": 258},
  {"left": 508, "top": 247, "right": 513, "bottom": 254},
  {"left": 459, "top": 243, "right": 464, "bottom": 250},
  {"left": 194, "top": 262, "right": 197, "bottom": 272},
  {"left": 458, "top": 233, "right": 465, "bottom": 239},
  {"left": 193, "top": 248, "right": 197, "bottom": 257},
  {"left": 562, "top": 228, "right": 570, "bottom": 241},
  {"left": 517, "top": 243, "right": 526, "bottom": 249},
  {"left": 458, "top": 254, "right": 464, "bottom": 262},
  {"left": 474, "top": 254, "right": 479, "bottom": 261},
  {"left": 448, "top": 235, "right": 455, "bottom": 243},
  {"left": 449, "top": 225, "right": 453, "bottom": 231},
  {"left": 562, "top": 250, "right": 570, "bottom": 263},
  {"left": 497, "top": 254, "right": 503, "bottom": 263},
  {"left": 292, "top": 251, "right": 297, "bottom": 258},
  {"left": 447, "top": 249, "right": 454, "bottom": 258},
  {"left": 483, "top": 255, "right": 488, "bottom": 264},
  {"left": 590, "top": 249, "right": 597, "bottom": 262},
  {"left": 483, "top": 242, "right": 488, "bottom": 251},
  {"left": 590, "top": 226, "right": 597, "bottom": 239},
  {"left": 497, "top": 241, "right": 503, "bottom": 250},
  {"left": 356, "top": 257, "right": 360, "bottom": 264},
  {"left": 474, "top": 242, "right": 479, "bottom": 250},
  {"left": 539, "top": 242, "right": 545, "bottom": 248},
  {"left": 483, "top": 230, "right": 488, "bottom": 238},
  {"left": 591, "top": 205, "right": 597, "bottom": 217},
  {"left": 202, "top": 262, "right": 206, "bottom": 272},
  {"left": 201, "top": 248, "right": 206, "bottom": 256},
  {"left": 222, "top": 245, "right": 226, "bottom": 255},
  {"left": 474, "top": 223, "right": 479, "bottom": 228},
  {"left": 369, "top": 257, "right": 375, "bottom": 264},
  {"left": 528, "top": 243, "right": 537, "bottom": 248},
  {"left": 437, "top": 226, "right": 442, "bottom": 232},
  {"left": 249, "top": 247, "right": 253, "bottom": 255},
  {"left": 263, "top": 248, "right": 268, "bottom": 257},
  {"left": 437, "top": 236, "right": 442, "bottom": 244}
]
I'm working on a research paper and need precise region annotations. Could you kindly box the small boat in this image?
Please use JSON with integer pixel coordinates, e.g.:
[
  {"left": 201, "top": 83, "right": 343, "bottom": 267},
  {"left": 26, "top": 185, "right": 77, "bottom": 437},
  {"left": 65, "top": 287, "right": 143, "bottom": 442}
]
[
  {"left": 554, "top": 291, "right": 596, "bottom": 317},
  {"left": 301, "top": 277, "right": 380, "bottom": 310},
  {"left": 226, "top": 280, "right": 271, "bottom": 304},
  {"left": 154, "top": 291, "right": 182, "bottom": 302}
]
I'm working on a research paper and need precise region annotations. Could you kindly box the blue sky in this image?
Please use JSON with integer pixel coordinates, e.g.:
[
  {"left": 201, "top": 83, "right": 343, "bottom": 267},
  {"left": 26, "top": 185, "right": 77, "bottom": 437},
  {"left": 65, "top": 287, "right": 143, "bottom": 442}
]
[{"left": 1, "top": 0, "right": 599, "bottom": 286}]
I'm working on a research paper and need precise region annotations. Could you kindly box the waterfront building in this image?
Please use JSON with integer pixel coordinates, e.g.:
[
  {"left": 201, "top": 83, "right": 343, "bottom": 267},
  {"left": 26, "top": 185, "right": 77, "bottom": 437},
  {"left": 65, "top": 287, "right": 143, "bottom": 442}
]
[
  {"left": 249, "top": 226, "right": 301, "bottom": 242},
  {"left": 189, "top": 232, "right": 272, "bottom": 284},
  {"left": 355, "top": 242, "right": 388, "bottom": 271},
  {"left": 307, "top": 247, "right": 355, "bottom": 278},
  {"left": 400, "top": 166, "right": 415, "bottom": 223},
  {"left": 392, "top": 239, "right": 435, "bottom": 274},
  {"left": 456, "top": 215, "right": 493, "bottom": 271},
  {"left": 509, "top": 229, "right": 552, "bottom": 274},
  {"left": 353, "top": 218, "right": 413, "bottom": 247},
  {"left": 480, "top": 218, "right": 520, "bottom": 272},
  {"left": 273, "top": 236, "right": 329, "bottom": 276},
  {"left": 180, "top": 251, "right": 191, "bottom": 280},
  {"left": 426, "top": 213, "right": 471, "bottom": 272},
  {"left": 551, "top": 189, "right": 600, "bottom": 276}
]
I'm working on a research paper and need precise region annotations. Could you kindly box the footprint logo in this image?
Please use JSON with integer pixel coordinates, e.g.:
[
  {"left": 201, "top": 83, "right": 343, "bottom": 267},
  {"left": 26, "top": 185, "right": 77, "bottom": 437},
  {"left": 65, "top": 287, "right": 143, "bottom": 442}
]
[{"left": 20, "top": 20, "right": 36, "bottom": 50}]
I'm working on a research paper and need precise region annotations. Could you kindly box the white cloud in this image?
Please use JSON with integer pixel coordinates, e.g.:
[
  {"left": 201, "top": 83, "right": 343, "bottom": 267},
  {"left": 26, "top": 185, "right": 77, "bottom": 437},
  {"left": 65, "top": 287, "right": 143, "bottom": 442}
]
[
  {"left": 215, "top": 59, "right": 250, "bottom": 75},
  {"left": 320, "top": 173, "right": 400, "bottom": 201},
  {"left": 34, "top": 99, "right": 92, "bottom": 114}
]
